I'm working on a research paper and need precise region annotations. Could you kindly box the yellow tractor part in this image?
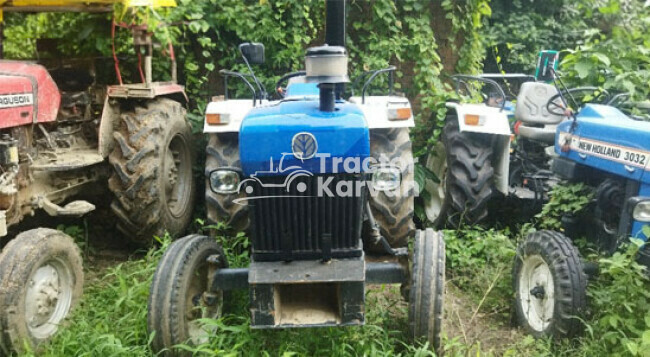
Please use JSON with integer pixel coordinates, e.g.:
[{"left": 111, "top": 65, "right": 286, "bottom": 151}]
[{"left": 0, "top": 0, "right": 176, "bottom": 21}]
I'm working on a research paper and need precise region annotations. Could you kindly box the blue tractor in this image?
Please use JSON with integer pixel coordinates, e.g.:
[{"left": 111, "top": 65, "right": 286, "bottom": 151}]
[
  {"left": 512, "top": 71, "right": 650, "bottom": 337},
  {"left": 146, "top": 1, "right": 446, "bottom": 354}
]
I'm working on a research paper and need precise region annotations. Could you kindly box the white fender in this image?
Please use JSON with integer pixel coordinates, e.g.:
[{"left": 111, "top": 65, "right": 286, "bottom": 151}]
[
  {"left": 203, "top": 99, "right": 265, "bottom": 133},
  {"left": 350, "top": 96, "right": 415, "bottom": 129},
  {"left": 446, "top": 102, "right": 511, "bottom": 135}
]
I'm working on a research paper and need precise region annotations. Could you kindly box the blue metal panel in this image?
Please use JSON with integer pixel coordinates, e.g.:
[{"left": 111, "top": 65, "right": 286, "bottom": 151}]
[
  {"left": 631, "top": 183, "right": 650, "bottom": 242},
  {"left": 556, "top": 104, "right": 650, "bottom": 183},
  {"left": 239, "top": 100, "right": 370, "bottom": 176},
  {"left": 285, "top": 83, "right": 319, "bottom": 97}
]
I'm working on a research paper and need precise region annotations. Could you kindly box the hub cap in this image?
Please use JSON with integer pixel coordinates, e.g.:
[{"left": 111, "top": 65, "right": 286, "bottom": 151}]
[
  {"left": 424, "top": 141, "right": 448, "bottom": 222},
  {"left": 25, "top": 258, "right": 74, "bottom": 339},
  {"left": 185, "top": 263, "right": 221, "bottom": 344},
  {"left": 519, "top": 255, "right": 555, "bottom": 332},
  {"left": 164, "top": 134, "right": 192, "bottom": 218}
]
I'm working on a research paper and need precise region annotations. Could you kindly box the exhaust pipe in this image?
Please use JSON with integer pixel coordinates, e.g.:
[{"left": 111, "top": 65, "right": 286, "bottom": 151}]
[
  {"left": 325, "top": 0, "right": 346, "bottom": 47},
  {"left": 305, "top": 0, "right": 348, "bottom": 112}
]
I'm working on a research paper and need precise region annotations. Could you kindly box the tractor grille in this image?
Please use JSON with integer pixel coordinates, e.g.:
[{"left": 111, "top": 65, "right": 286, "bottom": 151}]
[{"left": 247, "top": 174, "right": 365, "bottom": 261}]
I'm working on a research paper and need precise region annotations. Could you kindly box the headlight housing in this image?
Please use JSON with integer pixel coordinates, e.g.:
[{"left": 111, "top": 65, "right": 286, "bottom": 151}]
[
  {"left": 371, "top": 166, "right": 402, "bottom": 192},
  {"left": 633, "top": 200, "right": 650, "bottom": 222},
  {"left": 209, "top": 169, "right": 241, "bottom": 194}
]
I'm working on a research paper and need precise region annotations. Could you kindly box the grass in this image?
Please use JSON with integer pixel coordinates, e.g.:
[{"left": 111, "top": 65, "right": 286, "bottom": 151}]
[
  {"left": 31, "top": 232, "right": 435, "bottom": 357},
  {"left": 25, "top": 220, "right": 650, "bottom": 356}
]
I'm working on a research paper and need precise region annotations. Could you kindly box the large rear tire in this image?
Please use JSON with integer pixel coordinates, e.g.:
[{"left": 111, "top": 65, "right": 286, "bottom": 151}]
[
  {"left": 368, "top": 128, "right": 415, "bottom": 248},
  {"left": 108, "top": 98, "right": 195, "bottom": 245},
  {"left": 409, "top": 228, "right": 445, "bottom": 351},
  {"left": 423, "top": 115, "right": 494, "bottom": 228},
  {"left": 148, "top": 235, "right": 227, "bottom": 356},
  {"left": 513, "top": 230, "right": 587, "bottom": 338},
  {"left": 0, "top": 228, "right": 83, "bottom": 355},
  {"left": 205, "top": 133, "right": 249, "bottom": 232}
]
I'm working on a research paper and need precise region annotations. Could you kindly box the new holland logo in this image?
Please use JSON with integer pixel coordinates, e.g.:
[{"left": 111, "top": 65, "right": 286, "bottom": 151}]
[
  {"left": 0, "top": 94, "right": 33, "bottom": 109},
  {"left": 292, "top": 132, "right": 317, "bottom": 160}
]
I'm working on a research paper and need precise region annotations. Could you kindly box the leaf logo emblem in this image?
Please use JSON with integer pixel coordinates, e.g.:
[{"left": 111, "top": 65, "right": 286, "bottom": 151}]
[{"left": 292, "top": 132, "right": 318, "bottom": 160}]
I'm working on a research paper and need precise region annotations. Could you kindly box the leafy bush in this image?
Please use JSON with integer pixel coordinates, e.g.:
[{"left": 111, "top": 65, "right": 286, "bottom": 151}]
[
  {"left": 536, "top": 183, "right": 594, "bottom": 230},
  {"left": 577, "top": 241, "right": 650, "bottom": 356},
  {"left": 444, "top": 228, "right": 516, "bottom": 313}
]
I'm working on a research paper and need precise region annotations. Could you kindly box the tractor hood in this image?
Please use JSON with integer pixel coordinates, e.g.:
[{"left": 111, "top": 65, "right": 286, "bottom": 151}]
[
  {"left": 556, "top": 104, "right": 650, "bottom": 183},
  {"left": 239, "top": 100, "right": 370, "bottom": 177},
  {"left": 0, "top": 61, "right": 60, "bottom": 129}
]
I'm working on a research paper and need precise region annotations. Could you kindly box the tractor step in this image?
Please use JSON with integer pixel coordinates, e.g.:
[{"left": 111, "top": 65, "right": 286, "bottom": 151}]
[
  {"left": 31, "top": 149, "right": 104, "bottom": 171},
  {"left": 39, "top": 197, "right": 96, "bottom": 217}
]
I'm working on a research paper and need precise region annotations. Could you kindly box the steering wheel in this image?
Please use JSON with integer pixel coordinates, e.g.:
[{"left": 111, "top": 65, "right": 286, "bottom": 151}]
[
  {"left": 546, "top": 87, "right": 611, "bottom": 116},
  {"left": 275, "top": 71, "right": 307, "bottom": 98}
]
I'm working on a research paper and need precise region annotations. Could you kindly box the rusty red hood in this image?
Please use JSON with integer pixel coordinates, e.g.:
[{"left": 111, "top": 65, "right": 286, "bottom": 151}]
[{"left": 0, "top": 61, "right": 60, "bottom": 129}]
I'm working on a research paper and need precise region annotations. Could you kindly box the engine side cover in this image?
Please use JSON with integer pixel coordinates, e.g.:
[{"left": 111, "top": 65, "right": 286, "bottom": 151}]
[
  {"left": 0, "top": 61, "right": 60, "bottom": 129},
  {"left": 239, "top": 100, "right": 370, "bottom": 176},
  {"left": 556, "top": 104, "right": 650, "bottom": 184}
]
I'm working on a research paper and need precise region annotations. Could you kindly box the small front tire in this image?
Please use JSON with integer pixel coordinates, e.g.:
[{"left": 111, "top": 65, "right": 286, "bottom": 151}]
[
  {"left": 409, "top": 228, "right": 445, "bottom": 351},
  {"left": 513, "top": 230, "right": 587, "bottom": 338},
  {"left": 148, "top": 235, "right": 226, "bottom": 356},
  {"left": 0, "top": 228, "right": 84, "bottom": 355}
]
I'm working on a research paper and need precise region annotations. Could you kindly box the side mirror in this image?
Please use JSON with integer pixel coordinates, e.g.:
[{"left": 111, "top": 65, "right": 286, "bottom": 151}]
[
  {"left": 239, "top": 42, "right": 265, "bottom": 65},
  {"left": 535, "top": 50, "right": 559, "bottom": 82}
]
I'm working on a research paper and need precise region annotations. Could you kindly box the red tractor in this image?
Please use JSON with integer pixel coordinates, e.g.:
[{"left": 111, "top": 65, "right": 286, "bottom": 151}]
[{"left": 0, "top": 1, "right": 195, "bottom": 353}]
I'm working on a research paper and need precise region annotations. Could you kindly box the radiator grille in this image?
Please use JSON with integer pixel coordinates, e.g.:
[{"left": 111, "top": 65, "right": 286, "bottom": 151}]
[{"left": 247, "top": 174, "right": 365, "bottom": 261}]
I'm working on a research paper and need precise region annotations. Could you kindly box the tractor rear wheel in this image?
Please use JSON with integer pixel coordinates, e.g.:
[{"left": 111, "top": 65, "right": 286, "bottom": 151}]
[
  {"left": 205, "top": 133, "right": 249, "bottom": 232},
  {"left": 108, "top": 98, "right": 195, "bottom": 245},
  {"left": 0, "top": 228, "right": 83, "bottom": 355},
  {"left": 368, "top": 128, "right": 415, "bottom": 248},
  {"left": 409, "top": 228, "right": 445, "bottom": 351},
  {"left": 148, "top": 235, "right": 226, "bottom": 356},
  {"left": 423, "top": 115, "right": 494, "bottom": 228},
  {"left": 513, "top": 230, "right": 587, "bottom": 338}
]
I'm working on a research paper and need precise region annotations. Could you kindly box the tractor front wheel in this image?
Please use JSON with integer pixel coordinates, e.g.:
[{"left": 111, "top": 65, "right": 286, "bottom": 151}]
[
  {"left": 513, "top": 230, "right": 587, "bottom": 338},
  {"left": 108, "top": 98, "right": 195, "bottom": 245},
  {"left": 409, "top": 228, "right": 445, "bottom": 351},
  {"left": 0, "top": 228, "right": 83, "bottom": 355},
  {"left": 148, "top": 235, "right": 227, "bottom": 356}
]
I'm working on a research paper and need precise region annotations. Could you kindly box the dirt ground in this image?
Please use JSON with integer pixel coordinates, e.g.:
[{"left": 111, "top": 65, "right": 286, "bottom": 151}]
[{"left": 443, "top": 283, "right": 523, "bottom": 354}]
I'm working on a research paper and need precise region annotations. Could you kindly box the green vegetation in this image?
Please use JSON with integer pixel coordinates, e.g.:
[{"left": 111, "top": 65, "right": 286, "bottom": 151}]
[{"left": 3, "top": 0, "right": 650, "bottom": 355}]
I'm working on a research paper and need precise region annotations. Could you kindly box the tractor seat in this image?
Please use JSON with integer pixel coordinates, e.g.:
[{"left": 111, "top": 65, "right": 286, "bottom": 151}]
[
  {"left": 517, "top": 124, "right": 557, "bottom": 143},
  {"left": 515, "top": 82, "right": 565, "bottom": 143},
  {"left": 515, "top": 82, "right": 564, "bottom": 125}
]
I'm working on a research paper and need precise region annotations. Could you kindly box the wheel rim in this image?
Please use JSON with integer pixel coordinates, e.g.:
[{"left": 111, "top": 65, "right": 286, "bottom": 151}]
[
  {"left": 185, "top": 262, "right": 222, "bottom": 344},
  {"left": 424, "top": 141, "right": 448, "bottom": 222},
  {"left": 24, "top": 257, "right": 74, "bottom": 340},
  {"left": 518, "top": 254, "right": 555, "bottom": 332},
  {"left": 164, "top": 133, "right": 192, "bottom": 218}
]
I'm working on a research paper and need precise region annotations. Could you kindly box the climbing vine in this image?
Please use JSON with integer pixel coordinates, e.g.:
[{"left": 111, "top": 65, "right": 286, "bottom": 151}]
[{"left": 1, "top": 0, "right": 492, "bottom": 144}]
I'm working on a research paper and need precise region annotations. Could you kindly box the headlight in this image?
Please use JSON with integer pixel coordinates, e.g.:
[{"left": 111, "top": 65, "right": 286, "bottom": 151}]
[
  {"left": 371, "top": 166, "right": 401, "bottom": 191},
  {"left": 209, "top": 170, "right": 241, "bottom": 194},
  {"left": 633, "top": 200, "right": 650, "bottom": 222}
]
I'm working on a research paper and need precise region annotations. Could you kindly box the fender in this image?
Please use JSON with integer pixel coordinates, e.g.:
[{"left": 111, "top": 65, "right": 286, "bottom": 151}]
[
  {"left": 203, "top": 99, "right": 261, "bottom": 134},
  {"left": 446, "top": 102, "right": 511, "bottom": 195},
  {"left": 446, "top": 102, "right": 511, "bottom": 135},
  {"left": 349, "top": 96, "right": 415, "bottom": 129},
  {"left": 98, "top": 97, "right": 119, "bottom": 158}
]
